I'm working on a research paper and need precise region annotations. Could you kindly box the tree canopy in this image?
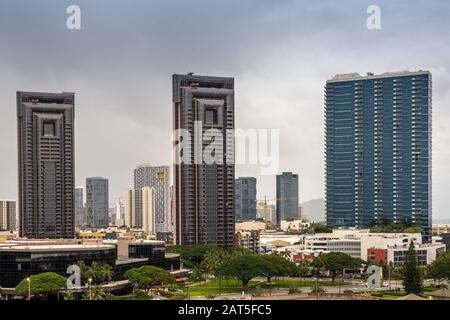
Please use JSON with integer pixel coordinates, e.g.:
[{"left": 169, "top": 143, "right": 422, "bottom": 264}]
[
  {"left": 260, "top": 254, "right": 298, "bottom": 282},
  {"left": 312, "top": 252, "right": 363, "bottom": 282},
  {"left": 165, "top": 244, "right": 219, "bottom": 268},
  {"left": 216, "top": 255, "right": 266, "bottom": 288},
  {"left": 369, "top": 220, "right": 422, "bottom": 234},
  {"left": 310, "top": 223, "right": 333, "bottom": 233},
  {"left": 428, "top": 251, "right": 450, "bottom": 281},
  {"left": 402, "top": 241, "right": 423, "bottom": 294},
  {"left": 76, "top": 261, "right": 113, "bottom": 285},
  {"left": 124, "top": 265, "right": 175, "bottom": 293},
  {"left": 16, "top": 272, "right": 67, "bottom": 296}
]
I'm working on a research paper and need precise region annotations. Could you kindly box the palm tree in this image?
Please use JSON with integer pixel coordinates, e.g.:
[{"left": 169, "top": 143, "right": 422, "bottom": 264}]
[
  {"left": 99, "top": 264, "right": 113, "bottom": 283},
  {"left": 63, "top": 292, "right": 75, "bottom": 300},
  {"left": 76, "top": 261, "right": 113, "bottom": 285},
  {"left": 82, "top": 285, "right": 106, "bottom": 300}
]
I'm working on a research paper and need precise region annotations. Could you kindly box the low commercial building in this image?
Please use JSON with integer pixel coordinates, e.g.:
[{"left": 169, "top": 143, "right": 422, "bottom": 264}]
[
  {"left": 78, "top": 231, "right": 107, "bottom": 239},
  {"left": 432, "top": 224, "right": 450, "bottom": 235},
  {"left": 0, "top": 231, "right": 18, "bottom": 242},
  {"left": 235, "top": 220, "right": 266, "bottom": 232},
  {"left": 325, "top": 239, "right": 361, "bottom": 258},
  {"left": 0, "top": 237, "right": 180, "bottom": 287},
  {"left": 280, "top": 220, "right": 310, "bottom": 232},
  {"left": 291, "top": 250, "right": 321, "bottom": 262},
  {"left": 303, "top": 233, "right": 361, "bottom": 258},
  {"left": 360, "top": 233, "right": 421, "bottom": 261},
  {"left": 0, "top": 242, "right": 116, "bottom": 287},
  {"left": 387, "top": 243, "right": 446, "bottom": 265},
  {"left": 260, "top": 233, "right": 303, "bottom": 249},
  {"left": 367, "top": 248, "right": 388, "bottom": 264},
  {"left": 263, "top": 230, "right": 425, "bottom": 261}
]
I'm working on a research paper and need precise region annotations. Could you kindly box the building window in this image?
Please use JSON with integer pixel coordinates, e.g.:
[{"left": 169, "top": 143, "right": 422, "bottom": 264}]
[
  {"left": 43, "top": 122, "right": 55, "bottom": 136},
  {"left": 205, "top": 108, "right": 218, "bottom": 124}
]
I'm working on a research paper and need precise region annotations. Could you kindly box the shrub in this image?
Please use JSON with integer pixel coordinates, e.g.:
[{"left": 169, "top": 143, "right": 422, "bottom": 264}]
[
  {"left": 288, "top": 287, "right": 301, "bottom": 294},
  {"left": 343, "top": 289, "right": 354, "bottom": 294},
  {"left": 309, "top": 286, "right": 326, "bottom": 296},
  {"left": 253, "top": 286, "right": 264, "bottom": 297}
]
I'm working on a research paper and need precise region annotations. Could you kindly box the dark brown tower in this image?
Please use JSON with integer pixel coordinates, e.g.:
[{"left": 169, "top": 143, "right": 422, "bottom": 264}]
[
  {"left": 17, "top": 91, "right": 75, "bottom": 239},
  {"left": 173, "top": 74, "right": 235, "bottom": 248}
]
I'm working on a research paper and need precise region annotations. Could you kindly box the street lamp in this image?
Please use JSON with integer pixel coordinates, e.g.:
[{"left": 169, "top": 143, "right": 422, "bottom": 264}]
[
  {"left": 88, "top": 278, "right": 92, "bottom": 300},
  {"left": 26, "top": 277, "right": 31, "bottom": 300}
]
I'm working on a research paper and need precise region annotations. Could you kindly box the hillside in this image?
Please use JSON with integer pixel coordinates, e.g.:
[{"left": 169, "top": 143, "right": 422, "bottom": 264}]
[{"left": 300, "top": 198, "right": 325, "bottom": 222}]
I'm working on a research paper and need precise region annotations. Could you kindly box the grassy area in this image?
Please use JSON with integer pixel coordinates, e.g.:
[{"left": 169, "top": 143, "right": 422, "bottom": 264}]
[
  {"left": 186, "top": 278, "right": 347, "bottom": 297},
  {"left": 187, "top": 278, "right": 263, "bottom": 297}
]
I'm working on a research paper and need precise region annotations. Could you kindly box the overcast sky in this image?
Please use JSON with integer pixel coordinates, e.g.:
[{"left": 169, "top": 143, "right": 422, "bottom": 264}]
[{"left": 1, "top": 0, "right": 449, "bottom": 221}]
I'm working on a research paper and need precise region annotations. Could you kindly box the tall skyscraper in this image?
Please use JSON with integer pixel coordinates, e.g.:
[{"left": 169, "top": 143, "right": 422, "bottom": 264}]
[
  {"left": 134, "top": 165, "right": 170, "bottom": 233},
  {"left": 74, "top": 186, "right": 84, "bottom": 228},
  {"left": 17, "top": 91, "right": 75, "bottom": 239},
  {"left": 235, "top": 177, "right": 257, "bottom": 221},
  {"left": 325, "top": 71, "right": 432, "bottom": 241},
  {"left": 276, "top": 172, "right": 299, "bottom": 224},
  {"left": 124, "top": 187, "right": 155, "bottom": 235},
  {"left": 86, "top": 177, "right": 109, "bottom": 228},
  {"left": 0, "top": 200, "right": 16, "bottom": 231},
  {"left": 173, "top": 73, "right": 235, "bottom": 247},
  {"left": 116, "top": 199, "right": 125, "bottom": 227}
]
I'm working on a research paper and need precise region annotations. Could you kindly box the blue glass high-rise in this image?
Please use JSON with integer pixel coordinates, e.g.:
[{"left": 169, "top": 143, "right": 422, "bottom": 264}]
[{"left": 325, "top": 71, "right": 432, "bottom": 241}]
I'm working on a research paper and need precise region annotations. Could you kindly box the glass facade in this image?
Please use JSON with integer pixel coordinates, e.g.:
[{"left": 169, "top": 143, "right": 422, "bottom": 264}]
[
  {"left": 0, "top": 247, "right": 116, "bottom": 287},
  {"left": 276, "top": 172, "right": 299, "bottom": 223},
  {"left": 235, "top": 177, "right": 257, "bottom": 221},
  {"left": 0, "top": 242, "right": 180, "bottom": 287},
  {"left": 325, "top": 71, "right": 432, "bottom": 241},
  {"left": 86, "top": 177, "right": 109, "bottom": 228}
]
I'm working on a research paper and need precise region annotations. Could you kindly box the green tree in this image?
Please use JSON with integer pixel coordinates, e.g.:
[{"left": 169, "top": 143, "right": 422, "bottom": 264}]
[
  {"left": 199, "top": 249, "right": 228, "bottom": 277},
  {"left": 260, "top": 254, "right": 297, "bottom": 283},
  {"left": 16, "top": 272, "right": 67, "bottom": 298},
  {"left": 402, "top": 241, "right": 423, "bottom": 294},
  {"left": 403, "top": 226, "right": 423, "bottom": 234},
  {"left": 82, "top": 285, "right": 107, "bottom": 300},
  {"left": 297, "top": 260, "right": 311, "bottom": 278},
  {"left": 309, "top": 285, "right": 326, "bottom": 297},
  {"left": 312, "top": 252, "right": 363, "bottom": 282},
  {"left": 199, "top": 247, "right": 252, "bottom": 278},
  {"left": 166, "top": 244, "right": 219, "bottom": 268},
  {"left": 428, "top": 251, "right": 450, "bottom": 281},
  {"left": 124, "top": 265, "right": 175, "bottom": 294},
  {"left": 63, "top": 292, "right": 74, "bottom": 300},
  {"left": 310, "top": 223, "right": 332, "bottom": 233},
  {"left": 99, "top": 264, "right": 114, "bottom": 283},
  {"left": 369, "top": 220, "right": 422, "bottom": 234},
  {"left": 76, "top": 261, "right": 113, "bottom": 285},
  {"left": 216, "top": 255, "right": 265, "bottom": 288}
]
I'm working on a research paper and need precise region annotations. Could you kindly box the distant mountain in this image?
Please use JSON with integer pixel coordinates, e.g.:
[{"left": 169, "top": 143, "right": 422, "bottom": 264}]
[{"left": 300, "top": 198, "right": 325, "bottom": 222}]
